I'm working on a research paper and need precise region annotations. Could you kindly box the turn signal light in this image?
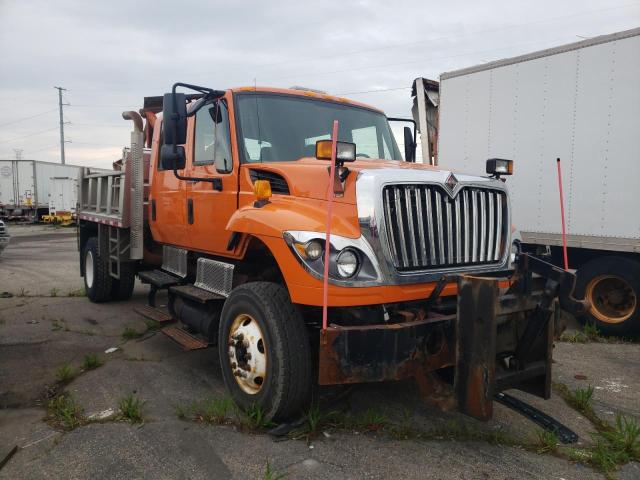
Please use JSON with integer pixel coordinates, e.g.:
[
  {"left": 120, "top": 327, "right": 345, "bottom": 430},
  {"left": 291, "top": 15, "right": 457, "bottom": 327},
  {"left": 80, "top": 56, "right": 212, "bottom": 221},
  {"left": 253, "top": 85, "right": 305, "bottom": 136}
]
[
  {"left": 253, "top": 180, "right": 272, "bottom": 201},
  {"left": 316, "top": 140, "right": 356, "bottom": 162}
]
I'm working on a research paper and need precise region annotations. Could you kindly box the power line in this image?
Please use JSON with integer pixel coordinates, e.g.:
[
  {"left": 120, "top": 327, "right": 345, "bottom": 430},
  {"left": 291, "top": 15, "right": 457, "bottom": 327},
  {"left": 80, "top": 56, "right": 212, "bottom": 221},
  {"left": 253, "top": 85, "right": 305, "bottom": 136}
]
[
  {"left": 0, "top": 126, "right": 59, "bottom": 145},
  {"left": 0, "top": 108, "right": 58, "bottom": 128}
]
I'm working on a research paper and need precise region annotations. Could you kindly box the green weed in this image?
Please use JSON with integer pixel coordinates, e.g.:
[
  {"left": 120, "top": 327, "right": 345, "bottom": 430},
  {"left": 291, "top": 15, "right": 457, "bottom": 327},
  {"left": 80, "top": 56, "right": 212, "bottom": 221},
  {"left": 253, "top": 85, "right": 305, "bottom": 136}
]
[
  {"left": 121, "top": 327, "right": 143, "bottom": 340},
  {"left": 263, "top": 459, "right": 287, "bottom": 480},
  {"left": 83, "top": 353, "right": 103, "bottom": 370},
  {"left": 67, "top": 287, "right": 87, "bottom": 297},
  {"left": 241, "top": 403, "right": 275, "bottom": 429},
  {"left": 49, "top": 287, "right": 60, "bottom": 297},
  {"left": 118, "top": 393, "right": 145, "bottom": 423},
  {"left": 47, "top": 394, "right": 84, "bottom": 430},
  {"left": 589, "top": 414, "right": 640, "bottom": 473},
  {"left": 536, "top": 429, "right": 558, "bottom": 454},
  {"left": 55, "top": 363, "right": 76, "bottom": 384},
  {"left": 567, "top": 385, "right": 594, "bottom": 412}
]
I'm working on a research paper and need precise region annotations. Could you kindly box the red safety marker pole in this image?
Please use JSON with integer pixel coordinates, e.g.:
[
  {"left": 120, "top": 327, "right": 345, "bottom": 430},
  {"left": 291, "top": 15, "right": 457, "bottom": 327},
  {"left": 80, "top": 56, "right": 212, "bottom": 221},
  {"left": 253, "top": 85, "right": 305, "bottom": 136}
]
[
  {"left": 321, "top": 120, "right": 339, "bottom": 331},
  {"left": 556, "top": 158, "right": 569, "bottom": 270}
]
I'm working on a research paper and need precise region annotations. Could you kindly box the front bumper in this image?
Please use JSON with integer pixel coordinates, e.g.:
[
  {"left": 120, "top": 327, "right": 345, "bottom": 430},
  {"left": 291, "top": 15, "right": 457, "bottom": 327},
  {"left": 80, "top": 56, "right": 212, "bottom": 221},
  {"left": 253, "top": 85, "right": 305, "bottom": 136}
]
[{"left": 318, "top": 253, "right": 588, "bottom": 420}]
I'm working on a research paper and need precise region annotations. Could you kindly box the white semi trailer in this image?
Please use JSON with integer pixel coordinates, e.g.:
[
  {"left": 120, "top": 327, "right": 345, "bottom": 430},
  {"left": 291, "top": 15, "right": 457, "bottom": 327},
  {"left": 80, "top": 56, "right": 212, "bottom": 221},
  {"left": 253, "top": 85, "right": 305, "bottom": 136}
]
[
  {"left": 0, "top": 160, "right": 108, "bottom": 222},
  {"left": 418, "top": 28, "right": 640, "bottom": 336}
]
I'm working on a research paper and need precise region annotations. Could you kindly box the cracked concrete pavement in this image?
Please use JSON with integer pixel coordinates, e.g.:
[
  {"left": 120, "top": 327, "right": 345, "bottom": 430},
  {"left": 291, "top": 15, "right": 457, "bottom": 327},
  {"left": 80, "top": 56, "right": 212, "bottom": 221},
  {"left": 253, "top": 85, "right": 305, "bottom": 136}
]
[{"left": 1, "top": 225, "right": 638, "bottom": 479}]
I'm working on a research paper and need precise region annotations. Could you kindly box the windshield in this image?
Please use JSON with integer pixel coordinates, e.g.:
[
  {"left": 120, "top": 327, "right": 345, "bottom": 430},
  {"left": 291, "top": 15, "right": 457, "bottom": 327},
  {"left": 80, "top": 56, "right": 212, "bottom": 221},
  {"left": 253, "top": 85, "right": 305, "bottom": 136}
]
[{"left": 236, "top": 93, "right": 402, "bottom": 163}]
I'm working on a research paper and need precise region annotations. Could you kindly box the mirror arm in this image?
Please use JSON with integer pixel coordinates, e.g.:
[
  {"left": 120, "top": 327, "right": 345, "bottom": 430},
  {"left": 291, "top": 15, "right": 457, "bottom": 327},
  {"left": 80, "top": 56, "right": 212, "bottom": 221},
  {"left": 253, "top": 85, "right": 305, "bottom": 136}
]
[{"left": 167, "top": 82, "right": 226, "bottom": 186}]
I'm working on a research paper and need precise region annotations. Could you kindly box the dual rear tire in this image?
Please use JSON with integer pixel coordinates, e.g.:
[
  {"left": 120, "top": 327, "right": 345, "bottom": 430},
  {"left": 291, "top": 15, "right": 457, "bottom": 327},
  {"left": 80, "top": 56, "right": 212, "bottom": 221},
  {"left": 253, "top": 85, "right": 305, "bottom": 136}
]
[
  {"left": 575, "top": 256, "right": 640, "bottom": 337},
  {"left": 83, "top": 236, "right": 135, "bottom": 303}
]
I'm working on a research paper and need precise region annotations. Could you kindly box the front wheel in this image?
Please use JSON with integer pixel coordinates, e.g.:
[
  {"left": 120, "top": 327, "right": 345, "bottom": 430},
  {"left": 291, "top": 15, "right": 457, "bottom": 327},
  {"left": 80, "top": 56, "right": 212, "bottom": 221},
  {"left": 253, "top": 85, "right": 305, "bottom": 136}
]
[
  {"left": 218, "top": 282, "right": 312, "bottom": 421},
  {"left": 575, "top": 256, "right": 640, "bottom": 337}
]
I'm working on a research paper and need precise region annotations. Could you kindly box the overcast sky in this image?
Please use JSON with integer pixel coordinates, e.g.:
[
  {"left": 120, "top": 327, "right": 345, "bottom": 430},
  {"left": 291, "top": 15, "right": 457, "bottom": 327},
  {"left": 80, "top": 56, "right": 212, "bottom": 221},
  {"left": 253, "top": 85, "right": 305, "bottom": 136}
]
[{"left": 1, "top": 0, "right": 638, "bottom": 168}]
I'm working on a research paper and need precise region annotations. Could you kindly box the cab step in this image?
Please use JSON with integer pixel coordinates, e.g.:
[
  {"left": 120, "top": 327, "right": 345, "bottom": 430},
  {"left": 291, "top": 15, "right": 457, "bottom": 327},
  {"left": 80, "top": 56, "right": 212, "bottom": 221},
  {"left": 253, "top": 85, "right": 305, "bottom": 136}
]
[
  {"left": 137, "top": 269, "right": 185, "bottom": 307},
  {"left": 169, "top": 285, "right": 225, "bottom": 304},
  {"left": 161, "top": 326, "right": 209, "bottom": 351},
  {"left": 133, "top": 305, "right": 174, "bottom": 324}
]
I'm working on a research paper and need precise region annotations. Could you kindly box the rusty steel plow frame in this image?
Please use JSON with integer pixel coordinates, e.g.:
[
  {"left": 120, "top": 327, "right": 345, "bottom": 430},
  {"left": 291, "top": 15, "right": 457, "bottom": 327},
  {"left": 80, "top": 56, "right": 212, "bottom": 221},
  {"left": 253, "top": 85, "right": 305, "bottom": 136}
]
[{"left": 318, "top": 253, "right": 588, "bottom": 421}]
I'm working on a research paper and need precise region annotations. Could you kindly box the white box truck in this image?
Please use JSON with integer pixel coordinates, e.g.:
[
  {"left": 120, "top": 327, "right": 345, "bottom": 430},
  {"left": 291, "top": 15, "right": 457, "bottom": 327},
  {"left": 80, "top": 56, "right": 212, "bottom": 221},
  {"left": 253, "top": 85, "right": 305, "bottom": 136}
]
[
  {"left": 0, "top": 160, "right": 108, "bottom": 222},
  {"left": 421, "top": 27, "right": 640, "bottom": 335}
]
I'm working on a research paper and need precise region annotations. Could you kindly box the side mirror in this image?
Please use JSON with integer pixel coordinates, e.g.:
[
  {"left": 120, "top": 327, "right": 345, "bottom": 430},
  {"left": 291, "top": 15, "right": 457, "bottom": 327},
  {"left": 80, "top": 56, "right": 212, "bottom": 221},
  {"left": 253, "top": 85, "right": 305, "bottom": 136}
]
[
  {"left": 162, "top": 92, "right": 187, "bottom": 145},
  {"left": 160, "top": 144, "right": 186, "bottom": 170},
  {"left": 403, "top": 126, "right": 416, "bottom": 162}
]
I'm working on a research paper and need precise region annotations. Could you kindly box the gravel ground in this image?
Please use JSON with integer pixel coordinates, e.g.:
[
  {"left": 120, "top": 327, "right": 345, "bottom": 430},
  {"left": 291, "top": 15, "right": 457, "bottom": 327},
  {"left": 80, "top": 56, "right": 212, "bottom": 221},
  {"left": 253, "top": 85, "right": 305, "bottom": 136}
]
[{"left": 0, "top": 225, "right": 638, "bottom": 479}]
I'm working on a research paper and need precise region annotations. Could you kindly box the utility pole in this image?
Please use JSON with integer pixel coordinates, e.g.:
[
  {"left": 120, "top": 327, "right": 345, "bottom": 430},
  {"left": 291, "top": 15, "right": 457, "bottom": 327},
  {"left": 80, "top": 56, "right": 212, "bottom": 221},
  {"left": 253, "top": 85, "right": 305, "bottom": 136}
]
[{"left": 54, "top": 86, "right": 67, "bottom": 164}]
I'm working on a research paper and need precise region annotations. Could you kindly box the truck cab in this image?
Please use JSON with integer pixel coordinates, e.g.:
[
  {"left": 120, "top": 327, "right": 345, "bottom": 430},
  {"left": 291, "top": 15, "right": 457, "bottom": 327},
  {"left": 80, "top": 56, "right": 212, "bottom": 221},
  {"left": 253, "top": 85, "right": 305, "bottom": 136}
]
[{"left": 77, "top": 84, "right": 585, "bottom": 422}]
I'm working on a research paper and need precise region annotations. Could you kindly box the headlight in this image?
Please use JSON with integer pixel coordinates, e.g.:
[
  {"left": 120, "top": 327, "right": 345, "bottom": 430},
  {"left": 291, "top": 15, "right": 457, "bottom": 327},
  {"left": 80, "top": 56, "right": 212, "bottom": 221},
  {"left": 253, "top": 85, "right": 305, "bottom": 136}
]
[
  {"left": 510, "top": 239, "right": 521, "bottom": 267},
  {"left": 305, "top": 240, "right": 323, "bottom": 260},
  {"left": 283, "top": 231, "right": 381, "bottom": 285},
  {"left": 336, "top": 249, "right": 359, "bottom": 278}
]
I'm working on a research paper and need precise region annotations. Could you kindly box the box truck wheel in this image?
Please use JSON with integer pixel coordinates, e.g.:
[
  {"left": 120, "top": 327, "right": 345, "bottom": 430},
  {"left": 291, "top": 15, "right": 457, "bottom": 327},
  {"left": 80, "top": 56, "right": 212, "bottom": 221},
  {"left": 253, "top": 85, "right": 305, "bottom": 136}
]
[
  {"left": 218, "top": 282, "right": 311, "bottom": 421},
  {"left": 575, "top": 257, "right": 640, "bottom": 336},
  {"left": 83, "top": 237, "right": 112, "bottom": 303},
  {"left": 111, "top": 261, "right": 136, "bottom": 301}
]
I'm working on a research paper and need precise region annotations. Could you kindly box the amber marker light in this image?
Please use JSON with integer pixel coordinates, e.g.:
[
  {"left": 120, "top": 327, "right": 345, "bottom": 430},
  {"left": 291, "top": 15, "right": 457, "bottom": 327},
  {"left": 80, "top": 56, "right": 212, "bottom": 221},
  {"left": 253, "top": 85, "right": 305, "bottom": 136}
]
[{"left": 253, "top": 180, "right": 272, "bottom": 201}]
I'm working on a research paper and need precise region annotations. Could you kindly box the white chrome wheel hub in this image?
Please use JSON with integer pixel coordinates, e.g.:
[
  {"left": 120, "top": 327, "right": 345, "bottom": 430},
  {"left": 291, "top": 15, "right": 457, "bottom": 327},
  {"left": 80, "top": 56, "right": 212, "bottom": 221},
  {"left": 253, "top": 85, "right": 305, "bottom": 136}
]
[
  {"left": 228, "top": 314, "right": 267, "bottom": 394},
  {"left": 85, "top": 250, "right": 94, "bottom": 289}
]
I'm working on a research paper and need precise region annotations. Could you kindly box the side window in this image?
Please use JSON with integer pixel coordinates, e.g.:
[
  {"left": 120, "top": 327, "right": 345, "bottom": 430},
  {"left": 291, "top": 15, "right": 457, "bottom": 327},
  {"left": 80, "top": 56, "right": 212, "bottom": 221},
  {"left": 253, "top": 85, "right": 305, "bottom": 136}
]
[{"left": 193, "top": 101, "right": 233, "bottom": 173}]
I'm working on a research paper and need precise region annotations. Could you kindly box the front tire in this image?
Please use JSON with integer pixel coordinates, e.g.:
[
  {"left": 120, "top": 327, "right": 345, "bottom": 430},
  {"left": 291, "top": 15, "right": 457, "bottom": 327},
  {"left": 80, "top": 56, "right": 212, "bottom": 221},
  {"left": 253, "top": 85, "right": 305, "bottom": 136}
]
[
  {"left": 83, "top": 237, "right": 112, "bottom": 303},
  {"left": 218, "top": 282, "right": 312, "bottom": 421},
  {"left": 575, "top": 256, "right": 640, "bottom": 337}
]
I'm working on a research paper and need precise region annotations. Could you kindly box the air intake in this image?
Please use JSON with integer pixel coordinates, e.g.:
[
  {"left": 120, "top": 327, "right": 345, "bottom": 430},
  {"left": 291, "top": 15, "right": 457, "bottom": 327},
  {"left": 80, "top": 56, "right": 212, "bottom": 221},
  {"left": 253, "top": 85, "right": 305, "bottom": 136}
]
[{"left": 249, "top": 170, "right": 290, "bottom": 195}]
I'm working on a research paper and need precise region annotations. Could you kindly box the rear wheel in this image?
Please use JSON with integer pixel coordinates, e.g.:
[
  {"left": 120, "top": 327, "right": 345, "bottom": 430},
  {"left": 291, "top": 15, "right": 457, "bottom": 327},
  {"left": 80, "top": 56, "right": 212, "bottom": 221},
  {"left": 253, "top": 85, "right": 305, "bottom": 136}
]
[
  {"left": 83, "top": 237, "right": 112, "bottom": 303},
  {"left": 218, "top": 282, "right": 312, "bottom": 421},
  {"left": 575, "top": 256, "right": 640, "bottom": 336},
  {"left": 111, "top": 261, "right": 136, "bottom": 301}
]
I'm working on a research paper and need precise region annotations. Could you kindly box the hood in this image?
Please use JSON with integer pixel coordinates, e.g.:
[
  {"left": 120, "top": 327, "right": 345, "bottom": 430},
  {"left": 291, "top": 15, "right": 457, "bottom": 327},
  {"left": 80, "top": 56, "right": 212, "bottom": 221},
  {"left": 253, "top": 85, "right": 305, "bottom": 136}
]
[{"left": 244, "top": 158, "right": 497, "bottom": 204}]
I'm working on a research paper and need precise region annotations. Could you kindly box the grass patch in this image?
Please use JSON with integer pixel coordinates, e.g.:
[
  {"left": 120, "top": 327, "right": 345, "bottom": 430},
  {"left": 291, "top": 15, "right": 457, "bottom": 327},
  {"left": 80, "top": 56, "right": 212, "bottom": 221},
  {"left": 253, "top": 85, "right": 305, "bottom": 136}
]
[
  {"left": 67, "top": 287, "right": 87, "bottom": 297},
  {"left": 567, "top": 385, "right": 594, "bottom": 411},
  {"left": 176, "top": 396, "right": 234, "bottom": 424},
  {"left": 118, "top": 393, "right": 145, "bottom": 423},
  {"left": 536, "top": 429, "right": 558, "bottom": 454},
  {"left": 553, "top": 382, "right": 607, "bottom": 431},
  {"left": 589, "top": 414, "right": 640, "bottom": 474},
  {"left": 47, "top": 394, "right": 84, "bottom": 430},
  {"left": 83, "top": 353, "right": 103, "bottom": 370},
  {"left": 263, "top": 459, "right": 287, "bottom": 480},
  {"left": 55, "top": 363, "right": 76, "bottom": 384},
  {"left": 49, "top": 287, "right": 60, "bottom": 297},
  {"left": 241, "top": 403, "right": 276, "bottom": 430},
  {"left": 143, "top": 319, "right": 162, "bottom": 331},
  {"left": 121, "top": 327, "right": 143, "bottom": 340},
  {"left": 425, "top": 419, "right": 515, "bottom": 445},
  {"left": 51, "top": 318, "right": 67, "bottom": 331},
  {"left": 345, "top": 408, "right": 389, "bottom": 433}
]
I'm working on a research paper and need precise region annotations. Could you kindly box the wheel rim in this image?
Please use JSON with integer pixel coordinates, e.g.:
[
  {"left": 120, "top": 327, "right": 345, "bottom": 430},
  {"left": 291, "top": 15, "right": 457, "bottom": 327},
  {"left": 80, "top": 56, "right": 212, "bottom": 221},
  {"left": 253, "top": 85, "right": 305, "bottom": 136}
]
[
  {"left": 85, "top": 250, "right": 94, "bottom": 289},
  {"left": 227, "top": 313, "right": 267, "bottom": 394},
  {"left": 585, "top": 275, "right": 636, "bottom": 324}
]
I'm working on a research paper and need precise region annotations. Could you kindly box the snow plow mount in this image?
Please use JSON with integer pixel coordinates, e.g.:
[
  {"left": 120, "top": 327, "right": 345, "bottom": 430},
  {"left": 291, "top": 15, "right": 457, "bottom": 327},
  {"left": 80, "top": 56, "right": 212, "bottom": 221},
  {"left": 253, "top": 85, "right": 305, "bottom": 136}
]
[{"left": 318, "top": 253, "right": 588, "bottom": 420}]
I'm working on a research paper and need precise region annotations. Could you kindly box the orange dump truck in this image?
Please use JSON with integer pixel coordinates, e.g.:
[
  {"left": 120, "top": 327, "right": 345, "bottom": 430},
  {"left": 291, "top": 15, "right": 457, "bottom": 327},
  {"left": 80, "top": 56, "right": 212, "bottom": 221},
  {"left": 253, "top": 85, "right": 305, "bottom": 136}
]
[{"left": 77, "top": 83, "right": 586, "bottom": 422}]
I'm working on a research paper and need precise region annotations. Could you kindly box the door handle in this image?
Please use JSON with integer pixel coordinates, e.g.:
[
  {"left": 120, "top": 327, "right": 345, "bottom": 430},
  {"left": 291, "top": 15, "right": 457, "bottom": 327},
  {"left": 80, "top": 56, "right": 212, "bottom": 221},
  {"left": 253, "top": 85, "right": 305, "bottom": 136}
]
[{"left": 187, "top": 198, "right": 194, "bottom": 225}]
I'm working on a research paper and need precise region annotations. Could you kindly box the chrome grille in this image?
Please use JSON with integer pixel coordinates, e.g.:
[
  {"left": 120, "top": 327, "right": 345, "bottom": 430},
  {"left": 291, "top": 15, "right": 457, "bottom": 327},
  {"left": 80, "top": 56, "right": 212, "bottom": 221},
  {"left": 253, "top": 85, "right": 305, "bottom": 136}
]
[{"left": 383, "top": 184, "right": 507, "bottom": 271}]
